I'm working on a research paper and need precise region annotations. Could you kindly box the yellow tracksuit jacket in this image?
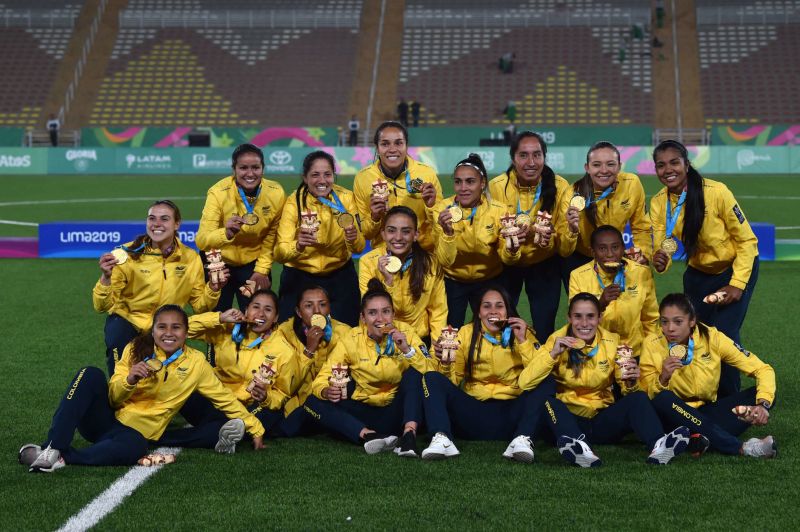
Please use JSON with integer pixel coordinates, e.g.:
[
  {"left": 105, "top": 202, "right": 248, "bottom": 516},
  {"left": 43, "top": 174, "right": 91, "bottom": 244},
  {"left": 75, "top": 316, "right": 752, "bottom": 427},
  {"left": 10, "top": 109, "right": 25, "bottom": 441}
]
[
  {"left": 196, "top": 176, "right": 285, "bottom": 274},
  {"left": 440, "top": 322, "right": 539, "bottom": 401},
  {"left": 568, "top": 258, "right": 659, "bottom": 353},
  {"left": 358, "top": 243, "right": 447, "bottom": 340},
  {"left": 639, "top": 326, "right": 776, "bottom": 408},
  {"left": 92, "top": 239, "right": 220, "bottom": 331},
  {"left": 650, "top": 178, "right": 758, "bottom": 289},
  {"left": 572, "top": 172, "right": 652, "bottom": 260},
  {"left": 429, "top": 196, "right": 522, "bottom": 281},
  {"left": 311, "top": 320, "right": 434, "bottom": 406},
  {"left": 488, "top": 170, "right": 577, "bottom": 264},
  {"left": 353, "top": 158, "right": 442, "bottom": 251},
  {"left": 274, "top": 184, "right": 365, "bottom": 274},
  {"left": 187, "top": 312, "right": 300, "bottom": 413},
  {"left": 273, "top": 317, "right": 351, "bottom": 414},
  {"left": 108, "top": 344, "right": 264, "bottom": 440},
  {"left": 518, "top": 325, "right": 640, "bottom": 418}
]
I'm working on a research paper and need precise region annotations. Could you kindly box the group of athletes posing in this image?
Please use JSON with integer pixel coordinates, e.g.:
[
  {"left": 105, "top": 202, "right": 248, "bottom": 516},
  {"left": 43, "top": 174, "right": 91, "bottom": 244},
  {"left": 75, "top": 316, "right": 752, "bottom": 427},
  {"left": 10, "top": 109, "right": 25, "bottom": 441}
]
[{"left": 20, "top": 121, "right": 776, "bottom": 473}]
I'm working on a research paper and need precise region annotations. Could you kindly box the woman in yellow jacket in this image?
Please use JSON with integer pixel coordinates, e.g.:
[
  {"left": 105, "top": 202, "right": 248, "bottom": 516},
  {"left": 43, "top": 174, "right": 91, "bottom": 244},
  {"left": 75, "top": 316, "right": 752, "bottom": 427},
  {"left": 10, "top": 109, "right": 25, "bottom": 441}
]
[
  {"left": 304, "top": 281, "right": 433, "bottom": 457},
  {"left": 518, "top": 293, "right": 690, "bottom": 467},
  {"left": 568, "top": 225, "right": 659, "bottom": 354},
  {"left": 20, "top": 305, "right": 264, "bottom": 473},
  {"left": 196, "top": 143, "right": 285, "bottom": 310},
  {"left": 431, "top": 153, "right": 523, "bottom": 328},
  {"left": 640, "top": 293, "right": 777, "bottom": 458},
  {"left": 93, "top": 200, "right": 224, "bottom": 375},
  {"left": 274, "top": 151, "right": 365, "bottom": 326},
  {"left": 353, "top": 121, "right": 442, "bottom": 252},
  {"left": 271, "top": 285, "right": 351, "bottom": 435},
  {"left": 562, "top": 141, "right": 651, "bottom": 282},
  {"left": 358, "top": 205, "right": 447, "bottom": 344},
  {"left": 489, "top": 131, "right": 575, "bottom": 340},
  {"left": 155, "top": 290, "right": 303, "bottom": 446},
  {"left": 420, "top": 285, "right": 553, "bottom": 463},
  {"left": 651, "top": 140, "right": 759, "bottom": 397}
]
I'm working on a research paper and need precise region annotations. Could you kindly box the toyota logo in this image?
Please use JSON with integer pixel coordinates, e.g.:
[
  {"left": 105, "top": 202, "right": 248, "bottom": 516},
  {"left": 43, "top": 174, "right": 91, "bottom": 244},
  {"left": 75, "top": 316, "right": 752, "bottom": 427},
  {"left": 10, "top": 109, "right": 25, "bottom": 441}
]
[{"left": 269, "top": 151, "right": 291, "bottom": 165}]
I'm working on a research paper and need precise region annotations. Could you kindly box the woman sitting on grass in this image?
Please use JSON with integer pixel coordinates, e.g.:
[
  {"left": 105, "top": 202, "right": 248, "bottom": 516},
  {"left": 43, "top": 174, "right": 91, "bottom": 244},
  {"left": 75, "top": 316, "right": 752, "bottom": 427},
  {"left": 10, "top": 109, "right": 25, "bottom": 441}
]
[
  {"left": 518, "top": 293, "right": 691, "bottom": 467},
  {"left": 304, "top": 280, "right": 434, "bottom": 457},
  {"left": 639, "top": 293, "right": 777, "bottom": 458},
  {"left": 20, "top": 305, "right": 264, "bottom": 473}
]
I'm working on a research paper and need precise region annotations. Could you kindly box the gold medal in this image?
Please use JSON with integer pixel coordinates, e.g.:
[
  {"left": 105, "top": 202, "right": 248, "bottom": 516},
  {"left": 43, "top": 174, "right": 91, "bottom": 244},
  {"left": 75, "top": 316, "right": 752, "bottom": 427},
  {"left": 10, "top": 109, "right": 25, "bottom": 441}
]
[
  {"left": 569, "top": 195, "right": 586, "bottom": 211},
  {"left": 448, "top": 206, "right": 464, "bottom": 223},
  {"left": 571, "top": 338, "right": 586, "bottom": 350},
  {"left": 515, "top": 213, "right": 532, "bottom": 227},
  {"left": 242, "top": 212, "right": 259, "bottom": 226},
  {"left": 145, "top": 358, "right": 163, "bottom": 372},
  {"left": 310, "top": 314, "right": 327, "bottom": 329},
  {"left": 669, "top": 344, "right": 687, "bottom": 360},
  {"left": 410, "top": 178, "right": 424, "bottom": 193},
  {"left": 385, "top": 255, "right": 403, "bottom": 273},
  {"left": 603, "top": 261, "right": 622, "bottom": 269},
  {"left": 660, "top": 237, "right": 678, "bottom": 255},
  {"left": 111, "top": 248, "right": 128, "bottom": 264},
  {"left": 337, "top": 212, "right": 355, "bottom": 229}
]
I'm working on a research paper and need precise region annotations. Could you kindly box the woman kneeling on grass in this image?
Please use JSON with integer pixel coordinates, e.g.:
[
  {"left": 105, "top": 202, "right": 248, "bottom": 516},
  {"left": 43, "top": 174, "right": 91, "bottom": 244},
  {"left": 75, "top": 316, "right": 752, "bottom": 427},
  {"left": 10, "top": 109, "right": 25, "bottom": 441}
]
[
  {"left": 639, "top": 293, "right": 776, "bottom": 458},
  {"left": 304, "top": 280, "right": 434, "bottom": 457},
  {"left": 156, "top": 290, "right": 303, "bottom": 446},
  {"left": 420, "top": 285, "right": 554, "bottom": 463},
  {"left": 518, "top": 293, "right": 691, "bottom": 467},
  {"left": 20, "top": 305, "right": 264, "bottom": 473}
]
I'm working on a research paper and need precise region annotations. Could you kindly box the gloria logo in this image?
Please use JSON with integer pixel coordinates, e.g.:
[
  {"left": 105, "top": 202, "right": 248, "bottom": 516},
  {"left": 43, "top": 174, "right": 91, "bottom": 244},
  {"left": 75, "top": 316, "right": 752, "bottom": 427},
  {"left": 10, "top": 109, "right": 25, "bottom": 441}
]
[
  {"left": 66, "top": 149, "right": 98, "bottom": 172},
  {"left": 736, "top": 149, "right": 771, "bottom": 170},
  {"left": 269, "top": 150, "right": 291, "bottom": 165}
]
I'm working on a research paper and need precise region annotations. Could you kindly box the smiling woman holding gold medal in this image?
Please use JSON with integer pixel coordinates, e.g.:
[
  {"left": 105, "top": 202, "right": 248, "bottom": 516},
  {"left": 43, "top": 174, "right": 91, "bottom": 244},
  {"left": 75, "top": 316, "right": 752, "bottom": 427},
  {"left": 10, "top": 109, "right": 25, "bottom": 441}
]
[
  {"left": 20, "top": 305, "right": 264, "bottom": 473},
  {"left": 93, "top": 200, "right": 224, "bottom": 376},
  {"left": 274, "top": 151, "right": 364, "bottom": 326},
  {"left": 430, "top": 153, "right": 524, "bottom": 328},
  {"left": 639, "top": 293, "right": 777, "bottom": 459},
  {"left": 358, "top": 205, "right": 447, "bottom": 345},
  {"left": 197, "top": 143, "right": 286, "bottom": 310},
  {"left": 650, "top": 140, "right": 759, "bottom": 397}
]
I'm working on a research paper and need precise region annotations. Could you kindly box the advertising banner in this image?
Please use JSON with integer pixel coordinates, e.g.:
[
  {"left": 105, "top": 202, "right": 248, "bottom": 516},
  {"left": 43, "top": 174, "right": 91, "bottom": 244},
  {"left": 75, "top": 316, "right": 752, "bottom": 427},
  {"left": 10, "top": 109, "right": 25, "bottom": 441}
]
[
  {"left": 39, "top": 222, "right": 200, "bottom": 258},
  {"left": 711, "top": 124, "right": 800, "bottom": 146},
  {"left": 81, "top": 127, "right": 338, "bottom": 148},
  {"left": 0, "top": 147, "right": 47, "bottom": 175}
]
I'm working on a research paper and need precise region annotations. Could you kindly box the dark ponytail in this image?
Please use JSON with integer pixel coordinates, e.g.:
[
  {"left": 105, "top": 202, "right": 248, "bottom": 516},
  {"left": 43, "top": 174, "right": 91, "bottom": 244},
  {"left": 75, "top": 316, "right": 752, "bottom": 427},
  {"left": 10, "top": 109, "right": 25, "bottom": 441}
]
[
  {"left": 463, "top": 285, "right": 520, "bottom": 385},
  {"left": 362, "top": 279, "right": 393, "bottom": 311},
  {"left": 653, "top": 140, "right": 705, "bottom": 259},
  {"left": 384, "top": 206, "right": 431, "bottom": 303},
  {"left": 573, "top": 141, "right": 621, "bottom": 227},
  {"left": 295, "top": 150, "right": 337, "bottom": 221},
  {"left": 130, "top": 304, "right": 188, "bottom": 364},
  {"left": 505, "top": 131, "right": 557, "bottom": 213}
]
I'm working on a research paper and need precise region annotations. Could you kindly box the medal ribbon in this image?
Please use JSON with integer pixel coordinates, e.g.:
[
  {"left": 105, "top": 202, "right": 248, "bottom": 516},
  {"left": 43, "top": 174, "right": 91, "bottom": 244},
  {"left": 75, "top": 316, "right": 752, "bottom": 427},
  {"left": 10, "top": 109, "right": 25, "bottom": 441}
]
[
  {"left": 568, "top": 342, "right": 599, "bottom": 367},
  {"left": 374, "top": 334, "right": 395, "bottom": 362},
  {"left": 516, "top": 182, "right": 541, "bottom": 216},
  {"left": 482, "top": 327, "right": 512, "bottom": 348},
  {"left": 120, "top": 243, "right": 146, "bottom": 253},
  {"left": 594, "top": 263, "right": 626, "bottom": 291},
  {"left": 316, "top": 189, "right": 348, "bottom": 215},
  {"left": 238, "top": 185, "right": 261, "bottom": 216},
  {"left": 232, "top": 324, "right": 268, "bottom": 348},
  {"left": 665, "top": 190, "right": 687, "bottom": 240},
  {"left": 669, "top": 337, "right": 695, "bottom": 366},
  {"left": 585, "top": 186, "right": 614, "bottom": 208},
  {"left": 145, "top": 348, "right": 184, "bottom": 381}
]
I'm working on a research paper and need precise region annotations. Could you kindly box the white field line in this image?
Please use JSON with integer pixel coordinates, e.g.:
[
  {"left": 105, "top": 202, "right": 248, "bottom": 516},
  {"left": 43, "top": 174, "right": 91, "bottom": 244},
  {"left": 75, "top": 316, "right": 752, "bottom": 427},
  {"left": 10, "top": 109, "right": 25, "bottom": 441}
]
[
  {"left": 55, "top": 447, "right": 181, "bottom": 532},
  {"left": 0, "top": 196, "right": 204, "bottom": 207},
  {"left": 0, "top": 219, "right": 38, "bottom": 226},
  {"left": 776, "top": 226, "right": 800, "bottom": 230}
]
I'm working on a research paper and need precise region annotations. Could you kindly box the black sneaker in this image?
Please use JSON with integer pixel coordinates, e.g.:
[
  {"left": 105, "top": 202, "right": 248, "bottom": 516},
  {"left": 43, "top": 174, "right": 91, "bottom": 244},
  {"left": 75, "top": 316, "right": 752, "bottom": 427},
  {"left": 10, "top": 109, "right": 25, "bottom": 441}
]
[
  {"left": 688, "top": 433, "right": 711, "bottom": 458},
  {"left": 394, "top": 431, "right": 418, "bottom": 458}
]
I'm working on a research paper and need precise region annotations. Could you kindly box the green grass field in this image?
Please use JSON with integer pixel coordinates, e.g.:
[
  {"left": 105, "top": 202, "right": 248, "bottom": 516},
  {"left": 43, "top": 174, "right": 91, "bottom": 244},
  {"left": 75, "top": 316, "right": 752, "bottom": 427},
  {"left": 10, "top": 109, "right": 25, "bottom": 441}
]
[{"left": 1, "top": 173, "right": 798, "bottom": 530}]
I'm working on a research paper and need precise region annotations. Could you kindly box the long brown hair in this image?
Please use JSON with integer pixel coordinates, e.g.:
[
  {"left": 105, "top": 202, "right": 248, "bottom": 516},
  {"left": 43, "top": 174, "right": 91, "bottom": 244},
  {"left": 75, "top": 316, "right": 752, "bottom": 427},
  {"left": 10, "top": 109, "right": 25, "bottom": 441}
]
[{"left": 129, "top": 304, "right": 188, "bottom": 363}]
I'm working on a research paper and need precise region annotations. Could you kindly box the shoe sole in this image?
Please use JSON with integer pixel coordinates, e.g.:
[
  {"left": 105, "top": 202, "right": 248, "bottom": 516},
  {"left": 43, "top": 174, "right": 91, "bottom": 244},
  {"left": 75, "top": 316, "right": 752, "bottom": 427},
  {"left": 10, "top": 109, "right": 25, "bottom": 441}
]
[
  {"left": 512, "top": 450, "right": 534, "bottom": 463},
  {"left": 215, "top": 419, "right": 245, "bottom": 454},
  {"left": 558, "top": 437, "right": 601, "bottom": 468},
  {"left": 29, "top": 460, "right": 65, "bottom": 473},
  {"left": 364, "top": 436, "right": 398, "bottom": 455},
  {"left": 394, "top": 448, "right": 419, "bottom": 458}
]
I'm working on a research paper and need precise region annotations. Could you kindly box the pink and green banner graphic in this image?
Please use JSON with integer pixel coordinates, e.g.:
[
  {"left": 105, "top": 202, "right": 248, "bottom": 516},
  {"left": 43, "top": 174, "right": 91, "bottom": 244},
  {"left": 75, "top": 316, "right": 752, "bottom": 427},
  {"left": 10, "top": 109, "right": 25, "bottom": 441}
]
[
  {"left": 712, "top": 124, "right": 800, "bottom": 146},
  {"left": 82, "top": 127, "right": 338, "bottom": 148}
]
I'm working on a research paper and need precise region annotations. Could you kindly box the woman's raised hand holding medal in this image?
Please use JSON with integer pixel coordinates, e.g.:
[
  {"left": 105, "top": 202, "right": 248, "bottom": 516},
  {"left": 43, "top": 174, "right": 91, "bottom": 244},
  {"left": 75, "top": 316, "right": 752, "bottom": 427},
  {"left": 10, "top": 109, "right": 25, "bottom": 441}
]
[
  {"left": 225, "top": 214, "right": 246, "bottom": 240},
  {"left": 126, "top": 361, "right": 152, "bottom": 386}
]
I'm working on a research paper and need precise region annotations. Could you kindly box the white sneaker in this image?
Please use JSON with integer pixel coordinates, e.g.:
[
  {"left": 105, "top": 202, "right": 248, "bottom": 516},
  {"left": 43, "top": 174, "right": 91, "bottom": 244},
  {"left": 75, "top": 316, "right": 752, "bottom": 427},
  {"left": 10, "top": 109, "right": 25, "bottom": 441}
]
[
  {"left": 421, "top": 432, "right": 460, "bottom": 460},
  {"left": 29, "top": 445, "right": 65, "bottom": 473},
  {"left": 363, "top": 434, "right": 398, "bottom": 455},
  {"left": 557, "top": 435, "right": 601, "bottom": 468},
  {"left": 741, "top": 436, "right": 777, "bottom": 458},
  {"left": 502, "top": 435, "right": 534, "bottom": 463},
  {"left": 19, "top": 444, "right": 42, "bottom": 467},
  {"left": 647, "top": 426, "right": 690, "bottom": 465},
  {"left": 215, "top": 419, "right": 245, "bottom": 454}
]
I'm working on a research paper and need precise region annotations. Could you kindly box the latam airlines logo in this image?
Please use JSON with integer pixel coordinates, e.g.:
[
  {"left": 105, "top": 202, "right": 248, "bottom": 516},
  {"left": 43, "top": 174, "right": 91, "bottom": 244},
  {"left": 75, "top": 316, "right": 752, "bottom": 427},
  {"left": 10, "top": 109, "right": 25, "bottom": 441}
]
[{"left": 126, "top": 153, "right": 173, "bottom": 170}]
